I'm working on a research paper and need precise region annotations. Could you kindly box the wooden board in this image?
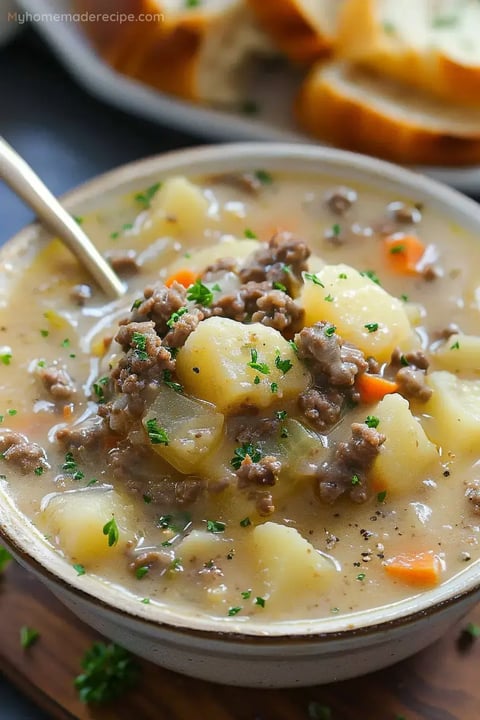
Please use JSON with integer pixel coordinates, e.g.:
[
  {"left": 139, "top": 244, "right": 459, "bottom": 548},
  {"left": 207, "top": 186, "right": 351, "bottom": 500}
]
[{"left": 1, "top": 559, "right": 480, "bottom": 720}]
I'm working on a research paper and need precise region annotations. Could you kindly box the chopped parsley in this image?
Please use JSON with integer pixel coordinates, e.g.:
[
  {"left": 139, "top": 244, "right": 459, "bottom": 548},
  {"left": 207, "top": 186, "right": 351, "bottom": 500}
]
[
  {"left": 163, "top": 370, "right": 183, "bottom": 393},
  {"left": 38, "top": 327, "right": 47, "bottom": 337},
  {"left": 166, "top": 306, "right": 188, "bottom": 329},
  {"left": 254, "top": 596, "right": 266, "bottom": 608},
  {"left": 280, "top": 427, "right": 289, "bottom": 438},
  {"left": 377, "top": 490, "right": 387, "bottom": 503},
  {"left": 241, "top": 589, "right": 252, "bottom": 599},
  {"left": 281, "top": 263, "right": 292, "bottom": 275},
  {"left": 390, "top": 244, "right": 406, "bottom": 254},
  {"left": 20, "top": 626, "right": 40, "bottom": 649},
  {"left": 86, "top": 479, "right": 98, "bottom": 487},
  {"left": 324, "top": 325, "right": 336, "bottom": 337},
  {"left": 102, "top": 517, "right": 119, "bottom": 547},
  {"left": 134, "top": 182, "right": 161, "bottom": 208},
  {"left": 275, "top": 350, "right": 293, "bottom": 374},
  {"left": 254, "top": 375, "right": 260, "bottom": 385},
  {"left": 254, "top": 169, "right": 273, "bottom": 185},
  {"left": 135, "top": 566, "right": 149, "bottom": 580},
  {"left": 130, "top": 298, "right": 143, "bottom": 311},
  {"left": 74, "top": 642, "right": 139, "bottom": 704},
  {"left": 92, "top": 376, "right": 109, "bottom": 403},
  {"left": 73, "top": 216, "right": 84, "bottom": 225},
  {"left": 0, "top": 545, "right": 12, "bottom": 573},
  {"left": 272, "top": 281, "right": 287, "bottom": 292},
  {"left": 356, "top": 573, "right": 366, "bottom": 581},
  {"left": 450, "top": 341, "right": 460, "bottom": 350},
  {"left": 247, "top": 348, "right": 270, "bottom": 375},
  {"left": 382, "top": 20, "right": 396, "bottom": 33},
  {"left": 186, "top": 278, "right": 214, "bottom": 306},
  {"left": 0, "top": 353, "right": 12, "bottom": 365},
  {"left": 364, "top": 323, "right": 379, "bottom": 333},
  {"left": 365, "top": 415, "right": 380, "bottom": 429},
  {"left": 400, "top": 354, "right": 410, "bottom": 367},
  {"left": 61, "top": 338, "right": 70, "bottom": 348},
  {"left": 131, "top": 331, "right": 148, "bottom": 360},
  {"left": 145, "top": 418, "right": 169, "bottom": 445},
  {"left": 338, "top": 273, "right": 348, "bottom": 279},
  {"left": 157, "top": 511, "right": 191, "bottom": 533},
  {"left": 361, "top": 269, "right": 381, "bottom": 285},
  {"left": 324, "top": 294, "right": 334, "bottom": 302},
  {"left": 288, "top": 340, "right": 298, "bottom": 354},
  {"left": 211, "top": 283, "right": 221, "bottom": 292},
  {"left": 351, "top": 474, "right": 361, "bottom": 486},
  {"left": 276, "top": 410, "right": 287, "bottom": 421},
  {"left": 141, "top": 598, "right": 150, "bottom": 604},
  {"left": 308, "top": 702, "right": 332, "bottom": 720},
  {"left": 240, "top": 517, "right": 251, "bottom": 527},
  {"left": 62, "top": 452, "right": 84, "bottom": 481},
  {"left": 244, "top": 228, "right": 257, "bottom": 239},
  {"left": 37, "top": 360, "right": 46, "bottom": 368},
  {"left": 400, "top": 293, "right": 409, "bottom": 302},
  {"left": 331, "top": 223, "right": 341, "bottom": 237},
  {"left": 464, "top": 622, "right": 480, "bottom": 639},
  {"left": 185, "top": 0, "right": 200, "bottom": 7},
  {"left": 227, "top": 606, "right": 242, "bottom": 616},
  {"left": 270, "top": 382, "right": 278, "bottom": 394},
  {"left": 34, "top": 466, "right": 44, "bottom": 476},
  {"left": 231, "top": 442, "right": 262, "bottom": 470},
  {"left": 7, "top": 409, "right": 16, "bottom": 416},
  {"left": 73, "top": 563, "right": 86, "bottom": 576},
  {"left": 304, "top": 272, "right": 324, "bottom": 287},
  {"left": 206, "top": 520, "right": 226, "bottom": 534}
]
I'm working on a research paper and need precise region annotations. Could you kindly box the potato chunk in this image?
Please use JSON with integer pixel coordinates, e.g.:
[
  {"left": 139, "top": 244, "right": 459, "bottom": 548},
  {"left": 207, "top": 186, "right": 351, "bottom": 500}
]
[
  {"left": 423, "top": 372, "right": 480, "bottom": 453},
  {"left": 300, "top": 263, "right": 412, "bottom": 362},
  {"left": 143, "top": 386, "right": 224, "bottom": 474},
  {"left": 252, "top": 522, "right": 335, "bottom": 611},
  {"left": 41, "top": 488, "right": 133, "bottom": 565},
  {"left": 370, "top": 393, "right": 439, "bottom": 495},
  {"left": 175, "top": 317, "right": 311, "bottom": 413},
  {"left": 432, "top": 334, "right": 480, "bottom": 373}
]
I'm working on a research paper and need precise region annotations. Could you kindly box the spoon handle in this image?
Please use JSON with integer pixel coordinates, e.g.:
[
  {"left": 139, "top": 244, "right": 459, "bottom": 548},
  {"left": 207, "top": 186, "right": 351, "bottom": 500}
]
[{"left": 0, "top": 136, "right": 125, "bottom": 299}]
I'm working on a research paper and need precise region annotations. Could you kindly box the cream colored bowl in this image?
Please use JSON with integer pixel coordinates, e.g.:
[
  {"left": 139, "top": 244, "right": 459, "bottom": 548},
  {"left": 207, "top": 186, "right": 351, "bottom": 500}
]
[{"left": 1, "top": 144, "right": 480, "bottom": 688}]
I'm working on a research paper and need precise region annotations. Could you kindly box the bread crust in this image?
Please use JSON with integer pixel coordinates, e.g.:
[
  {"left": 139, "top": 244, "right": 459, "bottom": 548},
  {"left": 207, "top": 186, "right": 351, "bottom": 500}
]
[
  {"left": 247, "top": 0, "right": 333, "bottom": 64},
  {"left": 337, "top": 0, "right": 480, "bottom": 106},
  {"left": 296, "top": 62, "right": 480, "bottom": 166}
]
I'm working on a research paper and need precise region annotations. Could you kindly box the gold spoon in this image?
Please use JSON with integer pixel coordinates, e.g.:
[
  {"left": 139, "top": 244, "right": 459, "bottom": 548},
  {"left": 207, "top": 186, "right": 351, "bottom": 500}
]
[{"left": 0, "top": 136, "right": 125, "bottom": 299}]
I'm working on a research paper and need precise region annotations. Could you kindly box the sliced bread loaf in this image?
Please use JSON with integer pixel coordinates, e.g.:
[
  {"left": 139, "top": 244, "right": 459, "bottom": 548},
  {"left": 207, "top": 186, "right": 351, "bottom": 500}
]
[
  {"left": 336, "top": 0, "right": 480, "bottom": 105},
  {"left": 296, "top": 60, "right": 480, "bottom": 165}
]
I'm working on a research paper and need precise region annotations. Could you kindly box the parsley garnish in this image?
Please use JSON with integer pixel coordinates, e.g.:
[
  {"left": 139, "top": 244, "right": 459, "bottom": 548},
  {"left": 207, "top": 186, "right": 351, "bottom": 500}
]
[
  {"left": 308, "top": 702, "right": 332, "bottom": 720},
  {"left": 304, "top": 272, "right": 324, "bottom": 287},
  {"left": 20, "top": 626, "right": 40, "bottom": 649},
  {"left": 135, "top": 566, "right": 149, "bottom": 579},
  {"left": 74, "top": 216, "right": 84, "bottom": 225},
  {"left": 206, "top": 520, "right": 226, "bottom": 534},
  {"left": 34, "top": 466, "right": 44, "bottom": 476},
  {"left": 255, "top": 169, "right": 273, "bottom": 185},
  {"left": 241, "top": 589, "right": 252, "bottom": 599},
  {"left": 464, "top": 622, "right": 480, "bottom": 638},
  {"left": 275, "top": 351, "right": 293, "bottom": 374},
  {"left": 0, "top": 353, "right": 12, "bottom": 365},
  {"left": 247, "top": 348, "right": 270, "bottom": 374},
  {"left": 102, "top": 517, "right": 119, "bottom": 547},
  {"left": 227, "top": 606, "right": 242, "bottom": 616},
  {"left": 356, "top": 573, "right": 366, "bottom": 581},
  {"left": 365, "top": 415, "right": 380, "bottom": 428},
  {"left": 231, "top": 442, "right": 261, "bottom": 470},
  {"left": 361, "top": 269, "right": 381, "bottom": 285},
  {"left": 244, "top": 228, "right": 257, "bottom": 239},
  {"left": 157, "top": 511, "right": 191, "bottom": 533},
  {"left": 130, "top": 298, "right": 143, "bottom": 311},
  {"left": 163, "top": 370, "right": 183, "bottom": 393},
  {"left": 276, "top": 410, "right": 287, "bottom": 420},
  {"left": 324, "top": 294, "right": 334, "bottom": 302},
  {"left": 185, "top": 0, "right": 200, "bottom": 7},
  {"left": 272, "top": 281, "right": 287, "bottom": 292},
  {"left": 73, "top": 563, "right": 86, "bottom": 576},
  {"left": 331, "top": 223, "right": 341, "bottom": 236},
  {"left": 390, "top": 244, "right": 405, "bottom": 254},
  {"left": 74, "top": 642, "right": 139, "bottom": 704},
  {"left": 377, "top": 490, "right": 387, "bottom": 503},
  {"left": 400, "top": 293, "right": 409, "bottom": 302},
  {"left": 288, "top": 340, "right": 298, "bottom": 354},
  {"left": 7, "top": 409, "right": 16, "bottom": 416},
  {"left": 62, "top": 452, "right": 84, "bottom": 480},
  {"left": 254, "top": 375, "right": 260, "bottom": 384},
  {"left": 166, "top": 306, "right": 188, "bottom": 328},
  {"left": 141, "top": 598, "right": 150, "bottom": 604},
  {"left": 240, "top": 517, "right": 251, "bottom": 527},
  {"left": 0, "top": 545, "right": 12, "bottom": 573},
  {"left": 364, "top": 323, "right": 379, "bottom": 333},
  {"left": 324, "top": 325, "right": 336, "bottom": 337},
  {"left": 186, "top": 278, "right": 214, "bottom": 306},
  {"left": 280, "top": 427, "right": 289, "bottom": 438},
  {"left": 351, "top": 474, "right": 361, "bottom": 486},
  {"left": 450, "top": 341, "right": 460, "bottom": 350},
  {"left": 270, "top": 382, "right": 278, "bottom": 393},
  {"left": 145, "top": 418, "right": 169, "bottom": 445},
  {"left": 211, "top": 283, "right": 221, "bottom": 292},
  {"left": 92, "top": 376, "right": 109, "bottom": 403},
  {"left": 281, "top": 263, "right": 292, "bottom": 275},
  {"left": 338, "top": 273, "right": 348, "bottom": 279},
  {"left": 400, "top": 354, "right": 409, "bottom": 367},
  {"left": 61, "top": 338, "right": 70, "bottom": 348},
  {"left": 134, "top": 182, "right": 161, "bottom": 208},
  {"left": 254, "top": 596, "right": 266, "bottom": 608}
]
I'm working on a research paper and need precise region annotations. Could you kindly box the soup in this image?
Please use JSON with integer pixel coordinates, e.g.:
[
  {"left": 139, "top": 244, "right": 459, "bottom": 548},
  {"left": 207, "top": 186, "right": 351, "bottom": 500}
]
[{"left": 1, "top": 171, "right": 480, "bottom": 623}]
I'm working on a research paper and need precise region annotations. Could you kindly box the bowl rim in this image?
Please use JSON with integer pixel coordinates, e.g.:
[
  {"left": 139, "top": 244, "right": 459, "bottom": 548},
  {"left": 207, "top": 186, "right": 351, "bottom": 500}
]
[{"left": 2, "top": 141, "right": 480, "bottom": 640}]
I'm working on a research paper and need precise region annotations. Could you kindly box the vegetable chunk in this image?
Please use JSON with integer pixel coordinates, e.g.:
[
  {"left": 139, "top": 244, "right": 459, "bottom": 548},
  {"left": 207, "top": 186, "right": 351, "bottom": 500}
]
[
  {"left": 301, "top": 263, "right": 412, "bottom": 361},
  {"left": 252, "top": 522, "right": 335, "bottom": 611},
  {"left": 175, "top": 317, "right": 311, "bottom": 413},
  {"left": 423, "top": 372, "right": 480, "bottom": 453},
  {"left": 432, "top": 334, "right": 480, "bottom": 373},
  {"left": 370, "top": 393, "right": 439, "bottom": 495},
  {"left": 384, "top": 551, "right": 442, "bottom": 587}
]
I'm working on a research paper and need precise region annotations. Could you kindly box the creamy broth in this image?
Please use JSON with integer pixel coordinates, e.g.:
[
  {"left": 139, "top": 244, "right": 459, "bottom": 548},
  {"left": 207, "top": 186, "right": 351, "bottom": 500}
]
[{"left": 1, "top": 171, "right": 480, "bottom": 623}]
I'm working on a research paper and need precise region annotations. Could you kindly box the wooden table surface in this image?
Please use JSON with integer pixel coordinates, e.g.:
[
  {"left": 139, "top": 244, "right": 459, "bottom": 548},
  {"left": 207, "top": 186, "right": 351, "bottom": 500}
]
[{"left": 1, "top": 558, "right": 479, "bottom": 720}]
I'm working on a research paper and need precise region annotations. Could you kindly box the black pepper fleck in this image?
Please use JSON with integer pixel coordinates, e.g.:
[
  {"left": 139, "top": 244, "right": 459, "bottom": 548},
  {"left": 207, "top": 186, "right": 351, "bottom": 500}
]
[{"left": 192, "top": 367, "right": 200, "bottom": 374}]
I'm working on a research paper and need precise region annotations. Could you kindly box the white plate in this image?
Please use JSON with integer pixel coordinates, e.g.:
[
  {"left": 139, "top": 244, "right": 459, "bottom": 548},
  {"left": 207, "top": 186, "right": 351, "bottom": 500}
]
[{"left": 17, "top": 0, "right": 480, "bottom": 194}]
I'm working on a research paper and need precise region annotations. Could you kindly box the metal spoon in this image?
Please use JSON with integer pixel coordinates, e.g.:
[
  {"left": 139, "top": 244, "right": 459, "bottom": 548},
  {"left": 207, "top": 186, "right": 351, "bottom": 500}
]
[{"left": 0, "top": 136, "right": 125, "bottom": 299}]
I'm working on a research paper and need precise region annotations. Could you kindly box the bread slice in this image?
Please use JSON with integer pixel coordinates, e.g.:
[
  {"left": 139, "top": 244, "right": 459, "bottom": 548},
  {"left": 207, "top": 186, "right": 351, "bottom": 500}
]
[
  {"left": 74, "top": 0, "right": 275, "bottom": 104},
  {"left": 336, "top": 0, "right": 480, "bottom": 105},
  {"left": 296, "top": 61, "right": 480, "bottom": 166},
  {"left": 247, "top": 0, "right": 345, "bottom": 64}
]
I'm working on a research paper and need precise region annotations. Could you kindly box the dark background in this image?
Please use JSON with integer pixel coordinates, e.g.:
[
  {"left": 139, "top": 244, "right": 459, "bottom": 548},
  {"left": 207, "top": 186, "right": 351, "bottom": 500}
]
[{"left": 0, "top": 26, "right": 199, "bottom": 719}]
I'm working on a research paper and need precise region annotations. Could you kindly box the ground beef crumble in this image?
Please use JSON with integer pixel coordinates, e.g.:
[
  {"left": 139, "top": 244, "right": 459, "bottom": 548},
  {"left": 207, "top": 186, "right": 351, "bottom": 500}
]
[
  {"left": 0, "top": 431, "right": 48, "bottom": 474},
  {"left": 128, "top": 281, "right": 186, "bottom": 336},
  {"left": 38, "top": 364, "right": 76, "bottom": 400}
]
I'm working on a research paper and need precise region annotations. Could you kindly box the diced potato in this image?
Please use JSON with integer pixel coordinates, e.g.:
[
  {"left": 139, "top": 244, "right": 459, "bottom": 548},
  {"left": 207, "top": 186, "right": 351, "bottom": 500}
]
[
  {"left": 177, "top": 530, "right": 225, "bottom": 562},
  {"left": 41, "top": 488, "right": 133, "bottom": 565},
  {"left": 175, "top": 317, "right": 311, "bottom": 413},
  {"left": 370, "top": 393, "right": 439, "bottom": 495},
  {"left": 140, "top": 177, "right": 211, "bottom": 241},
  {"left": 143, "top": 386, "right": 224, "bottom": 474},
  {"left": 300, "top": 263, "right": 412, "bottom": 362},
  {"left": 422, "top": 371, "right": 480, "bottom": 453},
  {"left": 432, "top": 334, "right": 480, "bottom": 373},
  {"left": 167, "top": 238, "right": 260, "bottom": 275},
  {"left": 252, "top": 523, "right": 335, "bottom": 611}
]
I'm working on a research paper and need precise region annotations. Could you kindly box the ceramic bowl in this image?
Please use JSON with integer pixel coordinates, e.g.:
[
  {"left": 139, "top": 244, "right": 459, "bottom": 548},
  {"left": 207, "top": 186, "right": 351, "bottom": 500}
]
[{"left": 1, "top": 143, "right": 480, "bottom": 688}]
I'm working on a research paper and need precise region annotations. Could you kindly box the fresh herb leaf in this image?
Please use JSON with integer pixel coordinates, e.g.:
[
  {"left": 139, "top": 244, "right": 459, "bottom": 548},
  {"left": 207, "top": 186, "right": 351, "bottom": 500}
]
[
  {"left": 143, "top": 494, "right": 152, "bottom": 504},
  {"left": 86, "top": 479, "right": 98, "bottom": 487},
  {"left": 272, "top": 281, "right": 287, "bottom": 292},
  {"left": 280, "top": 427, "right": 289, "bottom": 438},
  {"left": 61, "top": 338, "right": 70, "bottom": 348},
  {"left": 134, "top": 182, "right": 161, "bottom": 208},
  {"left": 73, "top": 563, "right": 86, "bottom": 576},
  {"left": 254, "top": 596, "right": 266, "bottom": 608},
  {"left": 62, "top": 451, "right": 78, "bottom": 473},
  {"left": 247, "top": 348, "right": 270, "bottom": 375},
  {"left": 241, "top": 589, "right": 252, "bottom": 599},
  {"left": 74, "top": 642, "right": 139, "bottom": 704},
  {"left": 361, "top": 269, "right": 381, "bottom": 285},
  {"left": 135, "top": 566, "right": 149, "bottom": 579},
  {"left": 211, "top": 283, "right": 221, "bottom": 292},
  {"left": 227, "top": 606, "right": 242, "bottom": 616},
  {"left": 308, "top": 702, "right": 332, "bottom": 720},
  {"left": 377, "top": 490, "right": 387, "bottom": 503},
  {"left": 92, "top": 376, "right": 109, "bottom": 403},
  {"left": 102, "top": 517, "right": 119, "bottom": 547},
  {"left": 163, "top": 370, "right": 183, "bottom": 393},
  {"left": 145, "top": 418, "right": 169, "bottom": 445},
  {"left": 7, "top": 409, "right": 17, "bottom": 416},
  {"left": 288, "top": 340, "right": 298, "bottom": 354},
  {"left": 130, "top": 298, "right": 143, "bottom": 311},
  {"left": 254, "top": 375, "right": 260, "bottom": 385},
  {"left": 331, "top": 223, "right": 341, "bottom": 236},
  {"left": 324, "top": 294, "right": 334, "bottom": 302},
  {"left": 157, "top": 511, "right": 191, "bottom": 533},
  {"left": 206, "top": 520, "right": 226, "bottom": 534},
  {"left": 351, "top": 474, "right": 361, "bottom": 486},
  {"left": 254, "top": 169, "right": 273, "bottom": 185},
  {"left": 0, "top": 353, "right": 12, "bottom": 365},
  {"left": 141, "top": 598, "right": 150, "bottom": 604},
  {"left": 281, "top": 263, "right": 292, "bottom": 275},
  {"left": 20, "top": 626, "right": 40, "bottom": 649},
  {"left": 231, "top": 442, "right": 262, "bottom": 470},
  {"left": 270, "top": 382, "right": 278, "bottom": 393},
  {"left": 400, "top": 293, "right": 409, "bottom": 302},
  {"left": 338, "top": 273, "right": 348, "bottom": 279},
  {"left": 432, "top": 14, "right": 458, "bottom": 28},
  {"left": 244, "top": 228, "right": 257, "bottom": 239},
  {"left": 356, "top": 573, "right": 366, "bottom": 581},
  {"left": 365, "top": 415, "right": 380, "bottom": 429},
  {"left": 166, "top": 306, "right": 188, "bottom": 329},
  {"left": 186, "top": 279, "right": 214, "bottom": 306},
  {"left": 450, "top": 341, "right": 460, "bottom": 350},
  {"left": 276, "top": 410, "right": 287, "bottom": 421},
  {"left": 73, "top": 216, "right": 84, "bottom": 225},
  {"left": 465, "top": 622, "right": 480, "bottom": 638},
  {"left": 0, "top": 545, "right": 12, "bottom": 573},
  {"left": 390, "top": 244, "right": 405, "bottom": 255},
  {"left": 304, "top": 272, "right": 324, "bottom": 287},
  {"left": 240, "top": 517, "right": 251, "bottom": 527},
  {"left": 364, "top": 323, "right": 379, "bottom": 333},
  {"left": 40, "top": 329, "right": 49, "bottom": 337},
  {"left": 185, "top": 0, "right": 200, "bottom": 7},
  {"left": 324, "top": 325, "right": 336, "bottom": 337},
  {"left": 34, "top": 466, "right": 44, "bottom": 476},
  {"left": 275, "top": 351, "right": 293, "bottom": 374}
]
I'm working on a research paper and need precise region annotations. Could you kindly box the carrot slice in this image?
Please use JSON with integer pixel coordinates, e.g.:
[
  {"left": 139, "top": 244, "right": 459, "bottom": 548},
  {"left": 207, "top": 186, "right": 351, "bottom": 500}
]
[
  {"left": 384, "top": 234, "right": 426, "bottom": 274},
  {"left": 384, "top": 551, "right": 442, "bottom": 587},
  {"left": 357, "top": 374, "right": 398, "bottom": 404},
  {"left": 165, "top": 269, "right": 198, "bottom": 288}
]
